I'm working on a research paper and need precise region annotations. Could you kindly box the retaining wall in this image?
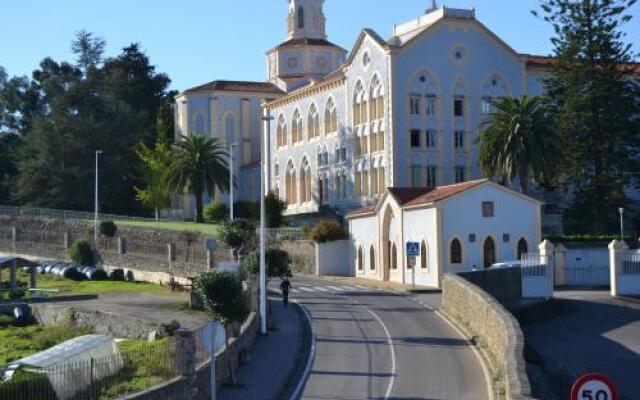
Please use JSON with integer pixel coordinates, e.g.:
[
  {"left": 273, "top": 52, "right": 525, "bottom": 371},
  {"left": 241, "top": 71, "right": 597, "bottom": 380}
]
[
  {"left": 442, "top": 274, "right": 536, "bottom": 400},
  {"left": 118, "top": 313, "right": 258, "bottom": 400},
  {"left": 279, "top": 240, "right": 315, "bottom": 275}
]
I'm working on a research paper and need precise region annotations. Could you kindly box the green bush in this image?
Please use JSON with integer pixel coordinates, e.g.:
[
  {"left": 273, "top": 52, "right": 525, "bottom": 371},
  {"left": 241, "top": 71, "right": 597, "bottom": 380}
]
[
  {"left": 204, "top": 202, "right": 229, "bottom": 223},
  {"left": 242, "top": 249, "right": 292, "bottom": 280},
  {"left": 544, "top": 235, "right": 635, "bottom": 243},
  {"left": 265, "top": 191, "right": 286, "bottom": 228},
  {"left": 308, "top": 220, "right": 348, "bottom": 243},
  {"left": 219, "top": 219, "right": 255, "bottom": 252},
  {"left": 68, "top": 239, "right": 94, "bottom": 266},
  {"left": 193, "top": 271, "right": 249, "bottom": 325},
  {"left": 234, "top": 200, "right": 259, "bottom": 220},
  {"left": 99, "top": 221, "right": 118, "bottom": 237}
]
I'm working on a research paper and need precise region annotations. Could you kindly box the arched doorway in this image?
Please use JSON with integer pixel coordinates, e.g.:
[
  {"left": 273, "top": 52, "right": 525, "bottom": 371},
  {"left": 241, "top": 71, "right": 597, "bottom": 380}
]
[
  {"left": 517, "top": 238, "right": 529, "bottom": 260},
  {"left": 483, "top": 237, "right": 496, "bottom": 269},
  {"left": 381, "top": 205, "right": 396, "bottom": 282}
]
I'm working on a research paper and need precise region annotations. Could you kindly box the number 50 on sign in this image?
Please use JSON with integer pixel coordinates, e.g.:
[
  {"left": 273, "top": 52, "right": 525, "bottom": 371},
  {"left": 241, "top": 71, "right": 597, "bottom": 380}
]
[{"left": 571, "top": 374, "right": 618, "bottom": 400}]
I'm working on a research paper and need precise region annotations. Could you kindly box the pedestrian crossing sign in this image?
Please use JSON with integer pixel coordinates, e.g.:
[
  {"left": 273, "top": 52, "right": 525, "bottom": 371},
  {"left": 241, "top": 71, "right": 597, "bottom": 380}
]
[{"left": 406, "top": 242, "right": 420, "bottom": 256}]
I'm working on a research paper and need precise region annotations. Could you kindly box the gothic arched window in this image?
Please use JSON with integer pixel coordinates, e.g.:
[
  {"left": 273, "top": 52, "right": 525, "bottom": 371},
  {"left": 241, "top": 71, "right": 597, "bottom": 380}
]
[
  {"left": 298, "top": 7, "right": 305, "bottom": 29},
  {"left": 517, "top": 238, "right": 529, "bottom": 260},
  {"left": 450, "top": 238, "right": 462, "bottom": 264}
]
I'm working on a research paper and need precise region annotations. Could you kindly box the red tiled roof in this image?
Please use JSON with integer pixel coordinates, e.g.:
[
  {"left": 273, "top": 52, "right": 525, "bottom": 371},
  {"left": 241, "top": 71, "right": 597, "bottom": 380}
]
[
  {"left": 183, "top": 80, "right": 284, "bottom": 95},
  {"left": 403, "top": 180, "right": 488, "bottom": 207},
  {"left": 346, "top": 180, "right": 489, "bottom": 219},
  {"left": 276, "top": 38, "right": 346, "bottom": 51},
  {"left": 524, "top": 55, "right": 640, "bottom": 74}
]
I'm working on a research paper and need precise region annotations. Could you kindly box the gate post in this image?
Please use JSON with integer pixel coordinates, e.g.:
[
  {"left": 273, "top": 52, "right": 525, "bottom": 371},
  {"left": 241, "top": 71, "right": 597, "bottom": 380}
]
[
  {"left": 609, "top": 240, "right": 628, "bottom": 297},
  {"left": 554, "top": 244, "right": 567, "bottom": 286},
  {"left": 11, "top": 226, "right": 17, "bottom": 251}
]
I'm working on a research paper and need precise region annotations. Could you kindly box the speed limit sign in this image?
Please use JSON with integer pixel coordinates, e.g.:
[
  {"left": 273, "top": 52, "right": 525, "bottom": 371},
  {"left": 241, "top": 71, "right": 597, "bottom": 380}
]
[{"left": 571, "top": 374, "right": 618, "bottom": 400}]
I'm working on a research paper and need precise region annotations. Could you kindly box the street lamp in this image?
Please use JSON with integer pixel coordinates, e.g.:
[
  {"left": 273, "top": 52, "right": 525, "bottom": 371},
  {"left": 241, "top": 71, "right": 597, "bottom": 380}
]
[
  {"left": 229, "top": 143, "right": 238, "bottom": 221},
  {"left": 619, "top": 207, "right": 625, "bottom": 241},
  {"left": 94, "top": 150, "right": 103, "bottom": 246},
  {"left": 260, "top": 111, "right": 274, "bottom": 335}
]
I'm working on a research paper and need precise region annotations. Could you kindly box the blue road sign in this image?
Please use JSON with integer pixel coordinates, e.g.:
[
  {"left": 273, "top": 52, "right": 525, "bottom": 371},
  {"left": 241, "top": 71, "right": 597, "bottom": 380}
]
[{"left": 406, "top": 242, "right": 420, "bottom": 256}]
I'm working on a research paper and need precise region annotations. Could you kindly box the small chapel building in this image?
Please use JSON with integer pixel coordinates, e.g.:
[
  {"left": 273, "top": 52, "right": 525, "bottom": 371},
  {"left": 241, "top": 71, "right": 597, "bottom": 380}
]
[{"left": 346, "top": 179, "right": 542, "bottom": 287}]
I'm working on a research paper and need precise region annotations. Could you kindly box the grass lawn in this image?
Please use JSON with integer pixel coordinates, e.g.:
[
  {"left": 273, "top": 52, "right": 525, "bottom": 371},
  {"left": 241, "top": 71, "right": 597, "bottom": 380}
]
[
  {"left": 0, "top": 317, "right": 92, "bottom": 365},
  {"left": 2, "top": 271, "right": 180, "bottom": 298},
  {"left": 115, "top": 220, "right": 221, "bottom": 236}
]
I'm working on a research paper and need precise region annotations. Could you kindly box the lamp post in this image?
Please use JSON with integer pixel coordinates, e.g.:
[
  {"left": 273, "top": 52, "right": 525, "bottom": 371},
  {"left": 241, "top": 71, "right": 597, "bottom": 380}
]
[
  {"left": 94, "top": 150, "right": 103, "bottom": 246},
  {"left": 229, "top": 143, "right": 238, "bottom": 221},
  {"left": 619, "top": 207, "right": 625, "bottom": 241},
  {"left": 260, "top": 111, "right": 274, "bottom": 335}
]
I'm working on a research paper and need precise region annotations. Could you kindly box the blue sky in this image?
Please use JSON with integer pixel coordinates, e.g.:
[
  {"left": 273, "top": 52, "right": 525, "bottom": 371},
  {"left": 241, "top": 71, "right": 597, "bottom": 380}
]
[{"left": 1, "top": 0, "right": 638, "bottom": 91}]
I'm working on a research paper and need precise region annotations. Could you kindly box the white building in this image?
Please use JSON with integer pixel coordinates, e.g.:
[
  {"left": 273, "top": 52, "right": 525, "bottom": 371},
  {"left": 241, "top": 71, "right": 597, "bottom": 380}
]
[
  {"left": 346, "top": 180, "right": 542, "bottom": 286},
  {"left": 174, "top": 0, "right": 635, "bottom": 223}
]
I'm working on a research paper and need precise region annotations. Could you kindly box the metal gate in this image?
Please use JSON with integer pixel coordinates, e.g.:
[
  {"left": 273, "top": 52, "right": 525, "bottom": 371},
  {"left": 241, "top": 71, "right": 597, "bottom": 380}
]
[
  {"left": 564, "top": 247, "right": 610, "bottom": 287},
  {"left": 521, "top": 253, "right": 554, "bottom": 298}
]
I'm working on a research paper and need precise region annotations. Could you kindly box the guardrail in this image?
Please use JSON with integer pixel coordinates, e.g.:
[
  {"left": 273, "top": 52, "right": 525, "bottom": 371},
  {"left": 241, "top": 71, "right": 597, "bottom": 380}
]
[{"left": 0, "top": 205, "right": 183, "bottom": 223}]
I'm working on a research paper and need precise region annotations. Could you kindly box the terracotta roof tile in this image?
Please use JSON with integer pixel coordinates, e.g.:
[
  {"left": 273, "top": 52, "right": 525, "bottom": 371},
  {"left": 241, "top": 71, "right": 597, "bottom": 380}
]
[
  {"left": 276, "top": 38, "right": 346, "bottom": 52},
  {"left": 524, "top": 55, "right": 640, "bottom": 74},
  {"left": 183, "top": 80, "right": 284, "bottom": 95},
  {"left": 403, "top": 179, "right": 488, "bottom": 207},
  {"left": 346, "top": 180, "right": 489, "bottom": 219}
]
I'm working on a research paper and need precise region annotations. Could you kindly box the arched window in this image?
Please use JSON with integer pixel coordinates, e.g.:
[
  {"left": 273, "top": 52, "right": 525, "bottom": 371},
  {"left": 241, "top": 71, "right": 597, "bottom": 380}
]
[
  {"left": 421, "top": 240, "right": 428, "bottom": 269},
  {"left": 370, "top": 75, "right": 384, "bottom": 121},
  {"left": 285, "top": 160, "right": 297, "bottom": 205},
  {"left": 277, "top": 115, "right": 287, "bottom": 148},
  {"left": 450, "top": 238, "right": 462, "bottom": 264},
  {"left": 298, "top": 6, "right": 304, "bottom": 29},
  {"left": 353, "top": 81, "right": 366, "bottom": 126},
  {"left": 483, "top": 237, "right": 496, "bottom": 269},
  {"left": 308, "top": 104, "right": 319, "bottom": 140},
  {"left": 274, "top": 158, "right": 280, "bottom": 177},
  {"left": 195, "top": 114, "right": 205, "bottom": 136},
  {"left": 369, "top": 245, "right": 376, "bottom": 270},
  {"left": 391, "top": 243, "right": 398, "bottom": 270},
  {"left": 357, "top": 246, "right": 363, "bottom": 271},
  {"left": 300, "top": 157, "right": 311, "bottom": 204},
  {"left": 324, "top": 98, "right": 337, "bottom": 135},
  {"left": 292, "top": 109, "right": 302, "bottom": 144},
  {"left": 517, "top": 238, "right": 529, "bottom": 260}
]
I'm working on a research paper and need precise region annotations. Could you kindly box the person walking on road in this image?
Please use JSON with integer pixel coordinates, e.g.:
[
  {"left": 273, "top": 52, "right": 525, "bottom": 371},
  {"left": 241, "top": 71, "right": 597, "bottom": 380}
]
[{"left": 280, "top": 277, "right": 292, "bottom": 307}]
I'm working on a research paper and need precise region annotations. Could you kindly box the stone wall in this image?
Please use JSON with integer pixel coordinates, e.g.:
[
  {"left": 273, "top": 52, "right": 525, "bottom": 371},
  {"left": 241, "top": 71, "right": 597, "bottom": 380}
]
[
  {"left": 441, "top": 274, "right": 536, "bottom": 400},
  {"left": 118, "top": 313, "right": 258, "bottom": 400},
  {"left": 0, "top": 217, "right": 226, "bottom": 278},
  {"left": 32, "top": 302, "right": 165, "bottom": 339},
  {"left": 278, "top": 240, "right": 315, "bottom": 275},
  {"left": 458, "top": 267, "right": 522, "bottom": 308}
]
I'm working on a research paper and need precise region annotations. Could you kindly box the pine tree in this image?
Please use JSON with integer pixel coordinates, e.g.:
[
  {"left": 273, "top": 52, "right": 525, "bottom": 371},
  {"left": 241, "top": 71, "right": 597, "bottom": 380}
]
[{"left": 534, "top": 0, "right": 640, "bottom": 234}]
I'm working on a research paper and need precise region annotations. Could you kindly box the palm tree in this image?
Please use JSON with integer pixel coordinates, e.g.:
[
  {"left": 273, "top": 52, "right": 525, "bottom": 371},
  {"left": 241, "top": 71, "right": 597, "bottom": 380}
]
[
  {"left": 167, "top": 135, "right": 230, "bottom": 223},
  {"left": 477, "top": 95, "right": 563, "bottom": 194}
]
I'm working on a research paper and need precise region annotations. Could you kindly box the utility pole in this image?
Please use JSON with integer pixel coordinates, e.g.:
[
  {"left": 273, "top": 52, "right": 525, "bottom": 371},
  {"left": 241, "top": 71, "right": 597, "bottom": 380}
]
[
  {"left": 229, "top": 143, "right": 238, "bottom": 221},
  {"left": 94, "top": 150, "right": 103, "bottom": 246},
  {"left": 260, "top": 110, "right": 274, "bottom": 335}
]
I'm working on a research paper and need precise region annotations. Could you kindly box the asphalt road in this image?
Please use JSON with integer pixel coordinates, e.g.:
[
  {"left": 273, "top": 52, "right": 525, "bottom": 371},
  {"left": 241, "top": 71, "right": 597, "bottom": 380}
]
[{"left": 282, "top": 276, "right": 491, "bottom": 400}]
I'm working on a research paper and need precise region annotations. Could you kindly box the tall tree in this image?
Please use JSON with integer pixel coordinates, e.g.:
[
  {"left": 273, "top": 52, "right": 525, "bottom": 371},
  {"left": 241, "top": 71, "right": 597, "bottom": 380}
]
[
  {"left": 166, "top": 135, "right": 230, "bottom": 223},
  {"left": 534, "top": 0, "right": 640, "bottom": 233},
  {"left": 156, "top": 90, "right": 178, "bottom": 145},
  {"left": 477, "top": 96, "right": 563, "bottom": 194},
  {"left": 71, "top": 30, "right": 106, "bottom": 73},
  {"left": 135, "top": 140, "right": 173, "bottom": 219},
  {"left": 14, "top": 38, "right": 171, "bottom": 215}
]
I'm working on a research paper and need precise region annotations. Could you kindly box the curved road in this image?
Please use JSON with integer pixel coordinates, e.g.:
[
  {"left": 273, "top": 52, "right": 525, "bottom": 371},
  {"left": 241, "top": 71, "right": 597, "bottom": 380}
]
[{"left": 289, "top": 276, "right": 491, "bottom": 400}]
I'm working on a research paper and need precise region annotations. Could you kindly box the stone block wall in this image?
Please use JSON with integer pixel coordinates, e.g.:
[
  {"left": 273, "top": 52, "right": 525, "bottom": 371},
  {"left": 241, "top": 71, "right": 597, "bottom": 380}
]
[
  {"left": 118, "top": 313, "right": 258, "bottom": 400},
  {"left": 442, "top": 274, "right": 536, "bottom": 400},
  {"left": 278, "top": 240, "right": 315, "bottom": 275}
]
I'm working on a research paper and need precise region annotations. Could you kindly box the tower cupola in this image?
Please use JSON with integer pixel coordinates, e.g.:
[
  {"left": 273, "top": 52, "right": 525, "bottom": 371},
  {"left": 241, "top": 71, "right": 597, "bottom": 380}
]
[{"left": 287, "top": 0, "right": 327, "bottom": 40}]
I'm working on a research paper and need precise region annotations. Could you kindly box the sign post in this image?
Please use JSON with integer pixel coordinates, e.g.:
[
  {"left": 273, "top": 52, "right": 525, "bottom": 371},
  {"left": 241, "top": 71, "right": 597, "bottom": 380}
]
[
  {"left": 571, "top": 374, "right": 618, "bottom": 400},
  {"left": 201, "top": 321, "right": 226, "bottom": 400},
  {"left": 406, "top": 242, "right": 420, "bottom": 288}
]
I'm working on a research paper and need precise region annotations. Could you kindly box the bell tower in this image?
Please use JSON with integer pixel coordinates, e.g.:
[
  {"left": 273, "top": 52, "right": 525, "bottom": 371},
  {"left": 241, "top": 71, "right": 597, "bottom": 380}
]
[{"left": 287, "top": 0, "right": 326, "bottom": 40}]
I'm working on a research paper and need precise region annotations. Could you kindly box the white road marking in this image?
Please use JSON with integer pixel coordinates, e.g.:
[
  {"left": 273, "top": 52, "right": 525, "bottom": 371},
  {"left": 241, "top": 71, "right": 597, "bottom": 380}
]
[
  {"left": 287, "top": 300, "right": 316, "bottom": 400},
  {"left": 290, "top": 288, "right": 301, "bottom": 294},
  {"left": 313, "top": 286, "right": 330, "bottom": 292},
  {"left": 326, "top": 285, "right": 345, "bottom": 291},
  {"left": 298, "top": 287, "right": 316, "bottom": 292}
]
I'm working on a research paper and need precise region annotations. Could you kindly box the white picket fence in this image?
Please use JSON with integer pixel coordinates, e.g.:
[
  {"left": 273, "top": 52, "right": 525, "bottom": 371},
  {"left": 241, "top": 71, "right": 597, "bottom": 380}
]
[{"left": 617, "top": 251, "right": 640, "bottom": 296}]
